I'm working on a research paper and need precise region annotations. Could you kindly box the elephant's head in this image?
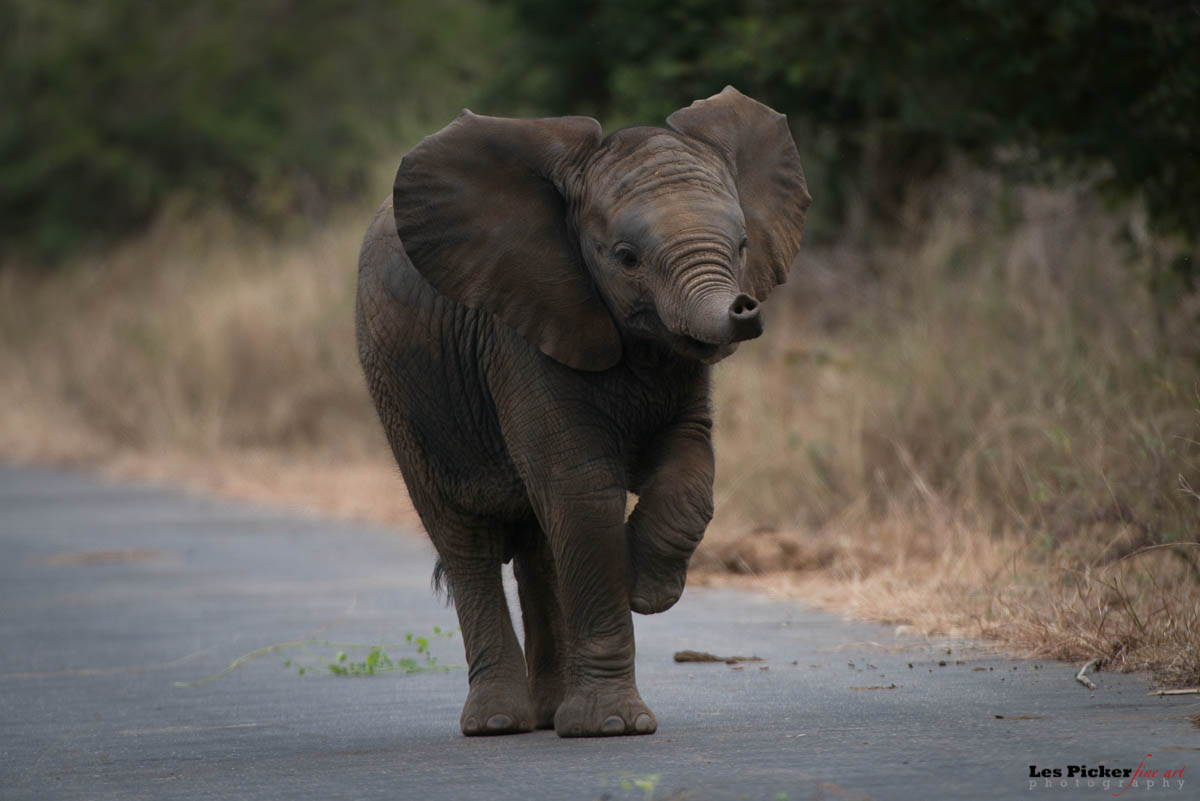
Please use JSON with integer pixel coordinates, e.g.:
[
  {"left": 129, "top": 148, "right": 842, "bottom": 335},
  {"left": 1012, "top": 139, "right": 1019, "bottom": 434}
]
[{"left": 393, "top": 87, "right": 812, "bottom": 371}]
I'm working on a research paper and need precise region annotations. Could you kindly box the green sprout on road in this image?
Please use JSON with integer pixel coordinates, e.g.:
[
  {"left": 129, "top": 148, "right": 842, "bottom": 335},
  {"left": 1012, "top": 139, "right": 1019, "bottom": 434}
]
[
  {"left": 174, "top": 626, "right": 459, "bottom": 687},
  {"left": 618, "top": 773, "right": 660, "bottom": 801},
  {"left": 327, "top": 642, "right": 434, "bottom": 676},
  {"left": 323, "top": 628, "right": 454, "bottom": 677},
  {"left": 312, "top": 623, "right": 456, "bottom": 676}
]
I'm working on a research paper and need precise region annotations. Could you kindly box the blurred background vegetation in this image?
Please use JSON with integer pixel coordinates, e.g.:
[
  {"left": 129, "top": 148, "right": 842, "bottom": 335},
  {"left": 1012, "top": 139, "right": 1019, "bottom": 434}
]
[
  {"left": 4, "top": 0, "right": 1198, "bottom": 263},
  {"left": 1, "top": 0, "right": 508, "bottom": 259},
  {"left": 1, "top": 1, "right": 1197, "bottom": 683}
]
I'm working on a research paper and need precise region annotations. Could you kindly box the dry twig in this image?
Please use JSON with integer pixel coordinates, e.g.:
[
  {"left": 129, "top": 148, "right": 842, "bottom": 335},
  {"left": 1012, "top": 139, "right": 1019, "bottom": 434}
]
[
  {"left": 673, "top": 650, "right": 763, "bottom": 664},
  {"left": 1075, "top": 658, "right": 1099, "bottom": 690}
]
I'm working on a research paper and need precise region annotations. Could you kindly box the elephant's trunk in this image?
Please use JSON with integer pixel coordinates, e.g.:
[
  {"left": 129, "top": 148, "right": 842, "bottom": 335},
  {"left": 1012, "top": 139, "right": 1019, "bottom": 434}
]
[
  {"left": 655, "top": 227, "right": 762, "bottom": 345},
  {"left": 683, "top": 289, "right": 763, "bottom": 344}
]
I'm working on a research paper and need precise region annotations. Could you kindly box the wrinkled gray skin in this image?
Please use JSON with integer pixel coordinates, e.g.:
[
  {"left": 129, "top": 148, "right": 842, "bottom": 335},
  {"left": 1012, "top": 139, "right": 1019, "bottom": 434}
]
[{"left": 356, "top": 88, "right": 810, "bottom": 738}]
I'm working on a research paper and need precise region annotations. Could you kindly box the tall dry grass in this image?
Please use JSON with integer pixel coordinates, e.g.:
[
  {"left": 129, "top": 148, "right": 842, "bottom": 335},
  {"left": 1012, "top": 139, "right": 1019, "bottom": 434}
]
[
  {"left": 704, "top": 173, "right": 1200, "bottom": 685},
  {"left": 1, "top": 172, "right": 1197, "bottom": 684},
  {"left": 0, "top": 202, "right": 415, "bottom": 524}
]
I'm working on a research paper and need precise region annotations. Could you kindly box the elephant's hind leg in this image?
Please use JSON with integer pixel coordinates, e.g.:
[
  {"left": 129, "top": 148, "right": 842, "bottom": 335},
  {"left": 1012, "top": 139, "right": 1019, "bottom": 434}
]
[
  {"left": 513, "top": 528, "right": 567, "bottom": 729},
  {"left": 430, "top": 514, "right": 534, "bottom": 736}
]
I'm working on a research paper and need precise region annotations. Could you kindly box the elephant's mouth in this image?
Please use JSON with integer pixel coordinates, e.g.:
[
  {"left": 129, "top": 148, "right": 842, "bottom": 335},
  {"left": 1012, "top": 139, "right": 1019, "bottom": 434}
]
[
  {"left": 628, "top": 308, "right": 738, "bottom": 364},
  {"left": 670, "top": 332, "right": 738, "bottom": 364}
]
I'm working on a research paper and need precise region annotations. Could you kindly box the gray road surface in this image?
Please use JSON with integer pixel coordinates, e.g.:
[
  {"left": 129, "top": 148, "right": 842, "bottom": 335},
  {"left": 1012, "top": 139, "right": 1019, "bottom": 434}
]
[{"left": 1, "top": 463, "right": 1195, "bottom": 800}]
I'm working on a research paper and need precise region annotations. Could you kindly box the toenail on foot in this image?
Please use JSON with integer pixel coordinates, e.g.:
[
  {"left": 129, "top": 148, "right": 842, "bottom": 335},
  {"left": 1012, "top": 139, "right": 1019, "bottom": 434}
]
[
  {"left": 463, "top": 717, "right": 479, "bottom": 733},
  {"left": 486, "top": 714, "right": 513, "bottom": 730},
  {"left": 601, "top": 715, "right": 625, "bottom": 734},
  {"left": 634, "top": 713, "right": 654, "bottom": 732}
]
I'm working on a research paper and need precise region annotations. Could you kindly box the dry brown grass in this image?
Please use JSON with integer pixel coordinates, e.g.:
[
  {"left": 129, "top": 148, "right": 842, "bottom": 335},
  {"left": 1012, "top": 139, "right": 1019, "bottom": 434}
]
[
  {"left": 700, "top": 173, "right": 1200, "bottom": 686},
  {"left": 1, "top": 172, "right": 1197, "bottom": 686},
  {"left": 0, "top": 202, "right": 422, "bottom": 529}
]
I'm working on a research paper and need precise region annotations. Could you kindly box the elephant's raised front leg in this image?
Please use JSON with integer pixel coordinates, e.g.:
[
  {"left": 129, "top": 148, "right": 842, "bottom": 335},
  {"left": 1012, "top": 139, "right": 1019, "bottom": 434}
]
[
  {"left": 626, "top": 415, "right": 715, "bottom": 615},
  {"left": 427, "top": 512, "right": 535, "bottom": 736}
]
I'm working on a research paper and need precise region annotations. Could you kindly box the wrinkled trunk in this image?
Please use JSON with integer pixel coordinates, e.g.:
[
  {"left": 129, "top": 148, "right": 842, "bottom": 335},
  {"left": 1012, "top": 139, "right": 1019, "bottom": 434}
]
[
  {"left": 685, "top": 290, "right": 762, "bottom": 344},
  {"left": 656, "top": 239, "right": 762, "bottom": 344}
]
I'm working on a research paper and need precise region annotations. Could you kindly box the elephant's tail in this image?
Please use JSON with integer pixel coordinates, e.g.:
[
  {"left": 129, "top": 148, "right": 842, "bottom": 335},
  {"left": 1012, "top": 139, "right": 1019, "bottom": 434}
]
[{"left": 431, "top": 558, "right": 454, "bottom": 606}]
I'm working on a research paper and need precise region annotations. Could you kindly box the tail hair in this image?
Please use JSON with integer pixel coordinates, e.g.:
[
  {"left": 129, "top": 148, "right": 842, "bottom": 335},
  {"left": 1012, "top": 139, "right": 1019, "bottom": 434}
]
[{"left": 431, "top": 559, "right": 455, "bottom": 606}]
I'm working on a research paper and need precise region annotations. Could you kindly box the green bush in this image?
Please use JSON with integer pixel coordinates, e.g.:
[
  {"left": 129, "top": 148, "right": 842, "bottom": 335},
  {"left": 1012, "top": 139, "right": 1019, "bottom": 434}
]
[
  {"left": 0, "top": 0, "right": 507, "bottom": 262},
  {"left": 6, "top": 2, "right": 1196, "bottom": 263}
]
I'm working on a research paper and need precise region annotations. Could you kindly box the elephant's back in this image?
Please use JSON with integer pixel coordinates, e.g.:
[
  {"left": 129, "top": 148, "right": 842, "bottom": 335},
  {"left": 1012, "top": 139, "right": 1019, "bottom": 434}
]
[
  {"left": 357, "top": 196, "right": 435, "bottom": 326},
  {"left": 355, "top": 197, "right": 529, "bottom": 521}
]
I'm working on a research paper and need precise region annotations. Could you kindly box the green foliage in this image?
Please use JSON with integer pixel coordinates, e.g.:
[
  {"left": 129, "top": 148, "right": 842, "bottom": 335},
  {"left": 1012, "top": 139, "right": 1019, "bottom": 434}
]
[
  {"left": 614, "top": 772, "right": 660, "bottom": 801},
  {"left": 1, "top": 0, "right": 507, "bottom": 261},
  {"left": 493, "top": 1, "right": 1200, "bottom": 242},
  {"left": 8, "top": 2, "right": 1195, "bottom": 261},
  {"left": 326, "top": 644, "right": 439, "bottom": 677},
  {"left": 319, "top": 630, "right": 454, "bottom": 677},
  {"left": 174, "top": 628, "right": 458, "bottom": 686},
  {"left": 318, "top": 628, "right": 455, "bottom": 677}
]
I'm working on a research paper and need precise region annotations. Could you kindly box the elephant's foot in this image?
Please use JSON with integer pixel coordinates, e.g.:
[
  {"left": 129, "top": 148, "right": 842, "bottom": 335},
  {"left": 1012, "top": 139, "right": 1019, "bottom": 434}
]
[
  {"left": 628, "top": 546, "right": 688, "bottom": 615},
  {"left": 553, "top": 688, "right": 657, "bottom": 737},
  {"left": 460, "top": 678, "right": 535, "bottom": 736}
]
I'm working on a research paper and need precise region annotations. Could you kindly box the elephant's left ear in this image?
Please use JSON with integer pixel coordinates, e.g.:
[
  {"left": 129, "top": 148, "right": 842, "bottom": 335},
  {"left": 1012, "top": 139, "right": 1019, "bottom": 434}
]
[{"left": 668, "top": 86, "right": 812, "bottom": 302}]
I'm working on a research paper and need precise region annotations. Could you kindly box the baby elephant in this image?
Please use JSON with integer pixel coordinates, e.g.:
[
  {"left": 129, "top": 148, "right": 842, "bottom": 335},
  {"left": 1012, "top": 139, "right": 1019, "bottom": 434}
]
[{"left": 356, "top": 87, "right": 810, "bottom": 737}]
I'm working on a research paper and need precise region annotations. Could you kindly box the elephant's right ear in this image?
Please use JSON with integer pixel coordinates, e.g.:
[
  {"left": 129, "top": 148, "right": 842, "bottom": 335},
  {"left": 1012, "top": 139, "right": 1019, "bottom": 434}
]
[{"left": 393, "top": 111, "right": 621, "bottom": 371}]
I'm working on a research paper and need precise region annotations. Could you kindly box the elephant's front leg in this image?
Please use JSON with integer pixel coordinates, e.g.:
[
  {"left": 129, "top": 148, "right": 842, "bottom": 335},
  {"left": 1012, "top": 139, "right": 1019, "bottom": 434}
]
[
  {"left": 544, "top": 489, "right": 657, "bottom": 737},
  {"left": 513, "top": 527, "right": 568, "bottom": 729},
  {"left": 626, "top": 418, "right": 715, "bottom": 614}
]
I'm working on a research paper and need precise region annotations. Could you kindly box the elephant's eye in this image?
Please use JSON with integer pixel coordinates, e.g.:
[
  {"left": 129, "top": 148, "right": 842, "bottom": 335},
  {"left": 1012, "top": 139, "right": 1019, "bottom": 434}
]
[
  {"left": 614, "top": 245, "right": 640, "bottom": 269},
  {"left": 738, "top": 237, "right": 749, "bottom": 258}
]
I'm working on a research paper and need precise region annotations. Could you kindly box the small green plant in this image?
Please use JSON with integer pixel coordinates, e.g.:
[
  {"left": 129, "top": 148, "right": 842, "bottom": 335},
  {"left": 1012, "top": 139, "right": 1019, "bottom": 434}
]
[
  {"left": 318, "top": 627, "right": 456, "bottom": 678},
  {"left": 616, "top": 773, "right": 660, "bottom": 801},
  {"left": 174, "top": 626, "right": 459, "bottom": 687},
  {"left": 325, "top": 643, "right": 442, "bottom": 677}
]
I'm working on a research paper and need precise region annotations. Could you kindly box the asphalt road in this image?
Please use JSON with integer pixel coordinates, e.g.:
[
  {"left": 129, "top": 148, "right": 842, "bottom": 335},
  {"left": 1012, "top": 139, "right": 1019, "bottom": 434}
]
[{"left": 1, "top": 463, "right": 1195, "bottom": 800}]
